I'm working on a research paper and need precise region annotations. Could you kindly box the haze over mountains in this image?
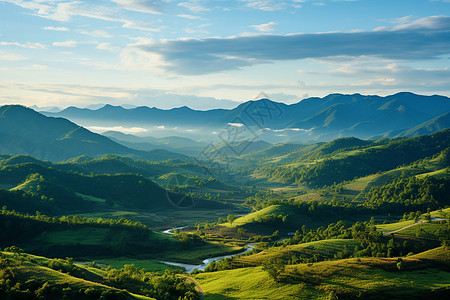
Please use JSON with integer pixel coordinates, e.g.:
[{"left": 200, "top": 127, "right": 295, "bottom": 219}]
[
  {"left": 0, "top": 105, "right": 187, "bottom": 162},
  {"left": 1, "top": 91, "right": 450, "bottom": 162},
  {"left": 44, "top": 92, "right": 450, "bottom": 144}
]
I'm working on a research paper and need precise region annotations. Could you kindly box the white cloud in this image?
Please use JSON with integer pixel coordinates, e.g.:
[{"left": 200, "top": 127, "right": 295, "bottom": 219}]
[
  {"left": 0, "top": 52, "right": 27, "bottom": 61},
  {"left": 53, "top": 41, "right": 78, "bottom": 47},
  {"left": 43, "top": 26, "right": 69, "bottom": 31},
  {"left": 177, "top": 14, "right": 202, "bottom": 20},
  {"left": 0, "top": 42, "right": 47, "bottom": 49},
  {"left": 139, "top": 15, "right": 450, "bottom": 75},
  {"left": 5, "top": 0, "right": 162, "bottom": 32},
  {"left": 178, "top": 1, "right": 209, "bottom": 13},
  {"left": 86, "top": 125, "right": 149, "bottom": 134},
  {"left": 96, "top": 43, "right": 120, "bottom": 52},
  {"left": 24, "top": 64, "right": 48, "bottom": 70},
  {"left": 242, "top": 0, "right": 287, "bottom": 11},
  {"left": 78, "top": 29, "right": 113, "bottom": 38},
  {"left": 109, "top": 0, "right": 163, "bottom": 14},
  {"left": 250, "top": 21, "right": 278, "bottom": 32}
]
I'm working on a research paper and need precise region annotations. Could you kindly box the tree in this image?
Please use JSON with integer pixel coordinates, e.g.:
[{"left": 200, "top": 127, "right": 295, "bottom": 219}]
[
  {"left": 237, "top": 227, "right": 246, "bottom": 238},
  {"left": 262, "top": 257, "right": 285, "bottom": 282},
  {"left": 396, "top": 258, "right": 403, "bottom": 271},
  {"left": 227, "top": 214, "right": 236, "bottom": 225}
]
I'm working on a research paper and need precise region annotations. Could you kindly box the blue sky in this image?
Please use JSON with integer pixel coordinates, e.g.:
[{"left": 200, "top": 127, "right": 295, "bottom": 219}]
[{"left": 1, "top": 0, "right": 450, "bottom": 110}]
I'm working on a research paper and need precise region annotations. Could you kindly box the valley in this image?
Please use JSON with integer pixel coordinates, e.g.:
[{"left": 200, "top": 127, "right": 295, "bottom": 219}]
[
  {"left": 3, "top": 0, "right": 450, "bottom": 297},
  {"left": 0, "top": 97, "right": 449, "bottom": 299}
]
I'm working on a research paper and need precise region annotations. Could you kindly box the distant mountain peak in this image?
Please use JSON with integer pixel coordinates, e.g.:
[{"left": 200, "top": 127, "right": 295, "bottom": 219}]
[{"left": 99, "top": 104, "right": 125, "bottom": 111}]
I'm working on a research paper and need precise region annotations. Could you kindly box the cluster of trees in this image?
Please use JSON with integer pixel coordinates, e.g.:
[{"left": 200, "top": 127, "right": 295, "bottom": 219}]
[
  {"left": 254, "top": 213, "right": 287, "bottom": 226},
  {"left": 362, "top": 176, "right": 450, "bottom": 213},
  {"left": 173, "top": 232, "right": 204, "bottom": 247},
  {"left": 106, "top": 265, "right": 198, "bottom": 300}
]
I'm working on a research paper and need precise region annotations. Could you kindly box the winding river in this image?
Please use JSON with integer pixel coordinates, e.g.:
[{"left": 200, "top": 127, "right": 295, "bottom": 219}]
[
  {"left": 162, "top": 226, "right": 188, "bottom": 235},
  {"left": 160, "top": 227, "right": 254, "bottom": 273},
  {"left": 161, "top": 244, "right": 254, "bottom": 273}
]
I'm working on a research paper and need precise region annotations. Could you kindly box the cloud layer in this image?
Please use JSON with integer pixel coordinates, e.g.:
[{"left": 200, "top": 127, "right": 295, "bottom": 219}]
[{"left": 139, "top": 15, "right": 450, "bottom": 74}]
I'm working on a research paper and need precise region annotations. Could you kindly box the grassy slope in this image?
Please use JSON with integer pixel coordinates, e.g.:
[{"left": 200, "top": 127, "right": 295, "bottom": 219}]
[
  {"left": 236, "top": 239, "right": 361, "bottom": 266},
  {"left": 222, "top": 205, "right": 290, "bottom": 228},
  {"left": 344, "top": 152, "right": 448, "bottom": 193},
  {"left": 195, "top": 267, "right": 307, "bottom": 300},
  {"left": 393, "top": 222, "right": 447, "bottom": 241},
  {"left": 1, "top": 251, "right": 153, "bottom": 300},
  {"left": 195, "top": 246, "right": 450, "bottom": 299}
]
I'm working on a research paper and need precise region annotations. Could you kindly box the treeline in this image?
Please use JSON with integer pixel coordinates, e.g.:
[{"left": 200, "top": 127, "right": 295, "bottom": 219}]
[
  {"left": 258, "top": 129, "right": 450, "bottom": 187},
  {"left": 0, "top": 206, "right": 148, "bottom": 230}
]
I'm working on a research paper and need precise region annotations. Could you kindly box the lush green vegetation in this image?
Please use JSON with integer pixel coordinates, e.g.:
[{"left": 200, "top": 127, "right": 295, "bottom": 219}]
[
  {"left": 1, "top": 129, "right": 450, "bottom": 299},
  {"left": 255, "top": 129, "right": 450, "bottom": 187},
  {"left": 195, "top": 246, "right": 450, "bottom": 299},
  {"left": 0, "top": 250, "right": 199, "bottom": 300}
]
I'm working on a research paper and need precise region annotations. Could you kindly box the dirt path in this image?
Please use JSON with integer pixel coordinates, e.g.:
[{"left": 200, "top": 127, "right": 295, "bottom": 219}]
[
  {"left": 180, "top": 276, "right": 204, "bottom": 300},
  {"left": 382, "top": 218, "right": 446, "bottom": 235},
  {"left": 382, "top": 220, "right": 426, "bottom": 235}
]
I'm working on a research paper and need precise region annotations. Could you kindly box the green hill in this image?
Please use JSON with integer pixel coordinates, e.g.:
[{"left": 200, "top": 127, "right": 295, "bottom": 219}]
[
  {"left": 0, "top": 161, "right": 170, "bottom": 212},
  {"left": 257, "top": 129, "right": 450, "bottom": 187},
  {"left": 0, "top": 251, "right": 154, "bottom": 300}
]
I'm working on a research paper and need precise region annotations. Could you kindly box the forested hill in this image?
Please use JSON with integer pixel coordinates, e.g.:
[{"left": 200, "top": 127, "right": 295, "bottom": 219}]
[
  {"left": 254, "top": 129, "right": 450, "bottom": 187},
  {"left": 0, "top": 105, "right": 188, "bottom": 162}
]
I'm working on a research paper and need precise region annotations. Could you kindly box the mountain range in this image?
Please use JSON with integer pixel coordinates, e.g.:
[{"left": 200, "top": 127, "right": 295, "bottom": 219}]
[
  {"left": 43, "top": 92, "right": 450, "bottom": 143},
  {"left": 1, "top": 91, "right": 450, "bottom": 162},
  {"left": 0, "top": 105, "right": 188, "bottom": 162}
]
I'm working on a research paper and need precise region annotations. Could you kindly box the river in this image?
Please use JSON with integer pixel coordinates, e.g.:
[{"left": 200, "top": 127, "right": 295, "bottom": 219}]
[
  {"left": 160, "top": 243, "right": 254, "bottom": 273},
  {"left": 161, "top": 226, "right": 188, "bottom": 235}
]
